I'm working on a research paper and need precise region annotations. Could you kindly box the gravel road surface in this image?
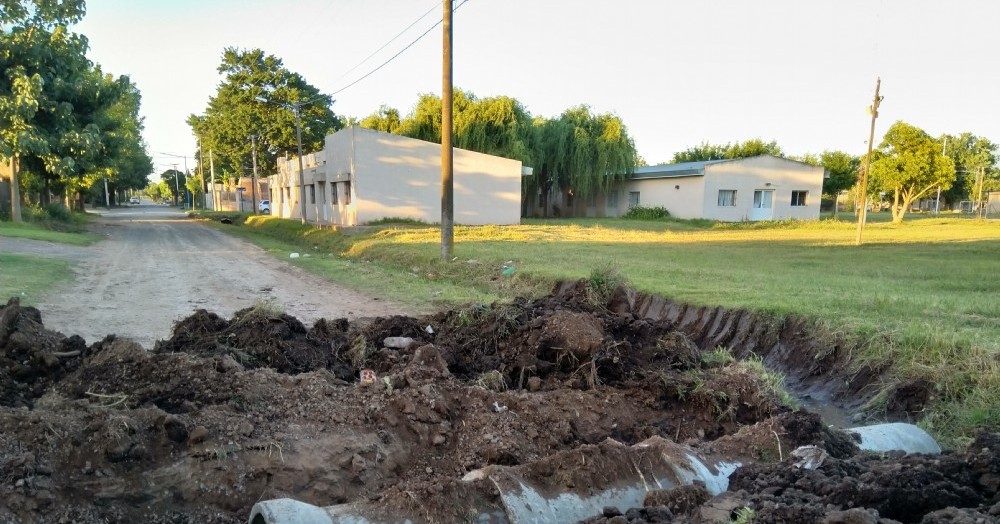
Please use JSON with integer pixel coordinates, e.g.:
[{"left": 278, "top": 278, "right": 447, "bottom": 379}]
[{"left": 0, "top": 204, "right": 413, "bottom": 348}]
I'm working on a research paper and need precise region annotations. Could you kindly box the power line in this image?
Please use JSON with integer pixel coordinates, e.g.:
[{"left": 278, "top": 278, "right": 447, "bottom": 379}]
[
  {"left": 331, "top": 0, "right": 471, "bottom": 96},
  {"left": 334, "top": 1, "right": 439, "bottom": 82}
]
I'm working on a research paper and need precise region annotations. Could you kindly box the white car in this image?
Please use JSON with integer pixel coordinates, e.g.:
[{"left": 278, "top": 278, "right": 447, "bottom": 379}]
[
  {"left": 259, "top": 199, "right": 270, "bottom": 214},
  {"left": 129, "top": 197, "right": 140, "bottom": 205}
]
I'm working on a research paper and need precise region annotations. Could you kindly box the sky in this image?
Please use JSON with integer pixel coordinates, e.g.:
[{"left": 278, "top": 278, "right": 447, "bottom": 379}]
[{"left": 72, "top": 0, "right": 1000, "bottom": 176}]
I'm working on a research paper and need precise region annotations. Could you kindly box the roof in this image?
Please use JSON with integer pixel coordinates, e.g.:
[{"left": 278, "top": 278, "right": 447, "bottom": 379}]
[
  {"left": 630, "top": 159, "right": 728, "bottom": 179},
  {"left": 630, "top": 154, "right": 821, "bottom": 180}
]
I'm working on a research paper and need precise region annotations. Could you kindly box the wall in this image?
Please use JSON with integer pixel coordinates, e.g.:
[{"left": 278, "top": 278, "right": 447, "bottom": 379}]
[
  {"left": 267, "top": 127, "right": 522, "bottom": 225},
  {"left": 700, "top": 156, "right": 823, "bottom": 221},
  {"left": 623, "top": 176, "right": 706, "bottom": 219}
]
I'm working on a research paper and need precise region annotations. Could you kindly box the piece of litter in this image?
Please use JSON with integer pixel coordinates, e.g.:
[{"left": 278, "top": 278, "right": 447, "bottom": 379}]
[
  {"left": 501, "top": 265, "right": 516, "bottom": 277},
  {"left": 791, "top": 445, "right": 827, "bottom": 470},
  {"left": 289, "top": 253, "right": 300, "bottom": 259},
  {"left": 493, "top": 401, "right": 508, "bottom": 413},
  {"left": 424, "top": 325, "right": 434, "bottom": 334},
  {"left": 383, "top": 336, "right": 414, "bottom": 349},
  {"left": 359, "top": 369, "right": 376, "bottom": 386}
]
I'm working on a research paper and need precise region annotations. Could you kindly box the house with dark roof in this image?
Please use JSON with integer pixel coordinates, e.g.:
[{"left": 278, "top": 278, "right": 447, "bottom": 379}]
[{"left": 525, "top": 155, "right": 824, "bottom": 221}]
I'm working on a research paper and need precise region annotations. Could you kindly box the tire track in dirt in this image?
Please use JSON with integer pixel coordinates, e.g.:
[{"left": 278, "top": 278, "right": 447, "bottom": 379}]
[{"left": 3, "top": 206, "right": 415, "bottom": 349}]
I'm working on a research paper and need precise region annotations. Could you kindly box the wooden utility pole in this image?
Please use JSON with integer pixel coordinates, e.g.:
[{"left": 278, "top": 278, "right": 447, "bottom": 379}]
[
  {"left": 856, "top": 77, "right": 882, "bottom": 246},
  {"left": 441, "top": 0, "right": 454, "bottom": 259}
]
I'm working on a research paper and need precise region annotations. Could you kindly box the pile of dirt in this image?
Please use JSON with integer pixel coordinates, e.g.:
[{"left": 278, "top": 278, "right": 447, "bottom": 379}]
[{"left": 0, "top": 282, "right": 996, "bottom": 523}]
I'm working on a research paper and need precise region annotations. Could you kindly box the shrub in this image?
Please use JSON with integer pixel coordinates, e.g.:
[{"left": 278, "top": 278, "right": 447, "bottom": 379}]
[
  {"left": 44, "top": 203, "right": 72, "bottom": 222},
  {"left": 622, "top": 205, "right": 671, "bottom": 220}
]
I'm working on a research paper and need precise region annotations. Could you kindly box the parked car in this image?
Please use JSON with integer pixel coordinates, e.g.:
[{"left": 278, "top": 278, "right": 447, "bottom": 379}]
[
  {"left": 129, "top": 197, "right": 140, "bottom": 205},
  {"left": 259, "top": 199, "right": 270, "bottom": 214}
]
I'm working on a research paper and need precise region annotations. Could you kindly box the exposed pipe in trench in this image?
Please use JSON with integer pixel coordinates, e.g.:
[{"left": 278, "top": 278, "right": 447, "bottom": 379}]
[{"left": 249, "top": 422, "right": 940, "bottom": 524}]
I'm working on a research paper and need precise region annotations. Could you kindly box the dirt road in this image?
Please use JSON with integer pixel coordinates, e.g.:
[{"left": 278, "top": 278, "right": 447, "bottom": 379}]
[{"left": 0, "top": 204, "right": 413, "bottom": 348}]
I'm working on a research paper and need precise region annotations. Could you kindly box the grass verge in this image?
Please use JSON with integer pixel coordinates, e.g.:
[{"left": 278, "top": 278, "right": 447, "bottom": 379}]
[
  {"left": 0, "top": 220, "right": 99, "bottom": 245},
  {"left": 199, "top": 211, "right": 1000, "bottom": 446},
  {"left": 0, "top": 253, "right": 73, "bottom": 303}
]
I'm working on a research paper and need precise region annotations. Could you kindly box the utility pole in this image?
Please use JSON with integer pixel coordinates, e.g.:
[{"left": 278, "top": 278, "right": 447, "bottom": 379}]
[
  {"left": 171, "top": 163, "right": 180, "bottom": 206},
  {"left": 440, "top": 0, "right": 454, "bottom": 259},
  {"left": 251, "top": 135, "right": 259, "bottom": 214},
  {"left": 199, "top": 139, "right": 206, "bottom": 207},
  {"left": 976, "top": 165, "right": 985, "bottom": 219},
  {"left": 210, "top": 150, "right": 219, "bottom": 211},
  {"left": 294, "top": 102, "right": 307, "bottom": 224},
  {"left": 856, "top": 77, "right": 882, "bottom": 246}
]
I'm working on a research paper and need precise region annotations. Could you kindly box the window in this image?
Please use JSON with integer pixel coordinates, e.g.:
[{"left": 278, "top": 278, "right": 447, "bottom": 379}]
[
  {"left": 791, "top": 190, "right": 808, "bottom": 206},
  {"left": 331, "top": 183, "right": 339, "bottom": 205},
  {"left": 344, "top": 181, "right": 352, "bottom": 205},
  {"left": 628, "top": 191, "right": 640, "bottom": 208},
  {"left": 606, "top": 191, "right": 619, "bottom": 209},
  {"left": 718, "top": 190, "right": 736, "bottom": 207},
  {"left": 309, "top": 184, "right": 316, "bottom": 204}
]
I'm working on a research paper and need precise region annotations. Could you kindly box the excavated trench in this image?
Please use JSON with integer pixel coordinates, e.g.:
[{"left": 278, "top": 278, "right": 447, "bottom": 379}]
[{"left": 0, "top": 281, "right": 994, "bottom": 524}]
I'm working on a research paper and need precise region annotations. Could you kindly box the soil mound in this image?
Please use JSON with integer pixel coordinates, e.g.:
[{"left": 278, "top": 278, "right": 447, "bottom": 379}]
[{"left": 0, "top": 282, "right": 996, "bottom": 523}]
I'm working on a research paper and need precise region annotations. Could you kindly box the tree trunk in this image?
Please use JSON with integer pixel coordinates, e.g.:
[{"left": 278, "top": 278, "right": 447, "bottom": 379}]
[
  {"left": 833, "top": 192, "right": 839, "bottom": 219},
  {"left": 891, "top": 188, "right": 902, "bottom": 223},
  {"left": 9, "top": 156, "right": 22, "bottom": 222},
  {"left": 41, "top": 177, "right": 50, "bottom": 206}
]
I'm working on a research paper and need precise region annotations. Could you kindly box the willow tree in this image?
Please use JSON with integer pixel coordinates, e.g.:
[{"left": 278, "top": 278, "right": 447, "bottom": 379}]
[
  {"left": 670, "top": 138, "right": 783, "bottom": 163},
  {"left": 529, "top": 106, "right": 637, "bottom": 216},
  {"left": 869, "top": 121, "right": 956, "bottom": 223},
  {"left": 361, "top": 90, "right": 534, "bottom": 163}
]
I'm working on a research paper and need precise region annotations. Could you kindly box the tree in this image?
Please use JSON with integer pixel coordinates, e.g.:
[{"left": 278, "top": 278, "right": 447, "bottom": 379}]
[
  {"left": 940, "top": 132, "right": 997, "bottom": 205},
  {"left": 358, "top": 105, "right": 402, "bottom": 134},
  {"left": 671, "top": 139, "right": 783, "bottom": 163},
  {"left": 189, "top": 47, "right": 341, "bottom": 187},
  {"left": 797, "top": 150, "right": 860, "bottom": 217},
  {"left": 869, "top": 121, "right": 956, "bottom": 223},
  {"left": 528, "top": 106, "right": 637, "bottom": 215},
  {"left": 1, "top": 0, "right": 149, "bottom": 217},
  {"left": 160, "top": 169, "right": 186, "bottom": 206}
]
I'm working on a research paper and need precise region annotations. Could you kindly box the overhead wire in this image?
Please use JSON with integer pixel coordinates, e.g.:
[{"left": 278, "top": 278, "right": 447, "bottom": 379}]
[
  {"left": 334, "top": 1, "right": 440, "bottom": 82},
  {"left": 330, "top": 0, "right": 471, "bottom": 96}
]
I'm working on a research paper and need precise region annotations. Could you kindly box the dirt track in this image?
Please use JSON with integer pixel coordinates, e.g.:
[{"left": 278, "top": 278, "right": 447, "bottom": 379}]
[{"left": 0, "top": 204, "right": 413, "bottom": 348}]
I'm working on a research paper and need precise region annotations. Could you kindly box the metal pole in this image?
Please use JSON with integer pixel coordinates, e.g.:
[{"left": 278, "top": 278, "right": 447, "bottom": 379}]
[
  {"left": 183, "top": 157, "right": 189, "bottom": 210},
  {"left": 856, "top": 77, "right": 881, "bottom": 246},
  {"left": 441, "top": 0, "right": 454, "bottom": 259},
  {"left": 935, "top": 186, "right": 941, "bottom": 215},
  {"left": 251, "top": 135, "right": 259, "bottom": 215},
  {"left": 295, "top": 103, "right": 307, "bottom": 225}
]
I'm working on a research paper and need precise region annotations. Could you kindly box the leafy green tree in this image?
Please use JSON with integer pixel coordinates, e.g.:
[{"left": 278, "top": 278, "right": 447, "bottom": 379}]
[
  {"left": 869, "top": 121, "right": 956, "bottom": 223},
  {"left": 939, "top": 132, "right": 997, "bottom": 204},
  {"left": 189, "top": 47, "right": 341, "bottom": 185},
  {"left": 359, "top": 105, "right": 402, "bottom": 134},
  {"left": 160, "top": 169, "right": 185, "bottom": 206},
  {"left": 144, "top": 181, "right": 163, "bottom": 201},
  {"left": 797, "top": 150, "right": 860, "bottom": 217},
  {"left": 671, "top": 139, "right": 783, "bottom": 163}
]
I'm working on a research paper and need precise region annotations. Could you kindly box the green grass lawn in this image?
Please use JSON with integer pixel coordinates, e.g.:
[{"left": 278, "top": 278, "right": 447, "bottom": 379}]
[
  {"left": 0, "top": 220, "right": 99, "bottom": 245},
  {"left": 0, "top": 253, "right": 73, "bottom": 303},
  {"left": 204, "top": 212, "right": 1000, "bottom": 444}
]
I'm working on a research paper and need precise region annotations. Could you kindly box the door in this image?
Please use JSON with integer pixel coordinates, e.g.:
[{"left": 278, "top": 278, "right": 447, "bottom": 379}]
[{"left": 751, "top": 190, "right": 774, "bottom": 220}]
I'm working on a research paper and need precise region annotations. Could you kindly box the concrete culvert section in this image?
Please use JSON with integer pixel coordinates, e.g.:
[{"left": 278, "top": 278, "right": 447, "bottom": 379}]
[{"left": 0, "top": 282, "right": 995, "bottom": 524}]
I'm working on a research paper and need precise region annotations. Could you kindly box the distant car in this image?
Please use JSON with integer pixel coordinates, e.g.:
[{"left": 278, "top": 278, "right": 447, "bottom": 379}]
[
  {"left": 259, "top": 199, "right": 270, "bottom": 214},
  {"left": 129, "top": 197, "right": 140, "bottom": 205}
]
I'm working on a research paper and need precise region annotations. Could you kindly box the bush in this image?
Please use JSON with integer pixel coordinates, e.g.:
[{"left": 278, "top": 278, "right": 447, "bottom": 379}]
[
  {"left": 622, "top": 205, "right": 671, "bottom": 220},
  {"left": 44, "top": 203, "right": 72, "bottom": 222}
]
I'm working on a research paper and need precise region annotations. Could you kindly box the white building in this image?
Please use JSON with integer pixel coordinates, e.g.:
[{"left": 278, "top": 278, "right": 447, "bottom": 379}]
[
  {"left": 266, "top": 126, "right": 524, "bottom": 226},
  {"left": 525, "top": 155, "right": 825, "bottom": 221}
]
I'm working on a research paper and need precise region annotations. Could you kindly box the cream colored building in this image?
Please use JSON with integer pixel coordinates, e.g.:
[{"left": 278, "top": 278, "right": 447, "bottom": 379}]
[
  {"left": 526, "top": 155, "right": 824, "bottom": 221},
  {"left": 266, "top": 126, "right": 523, "bottom": 225}
]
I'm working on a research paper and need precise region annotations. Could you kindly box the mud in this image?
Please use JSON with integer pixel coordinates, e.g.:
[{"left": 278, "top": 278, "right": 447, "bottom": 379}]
[{"left": 0, "top": 282, "right": 995, "bottom": 523}]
